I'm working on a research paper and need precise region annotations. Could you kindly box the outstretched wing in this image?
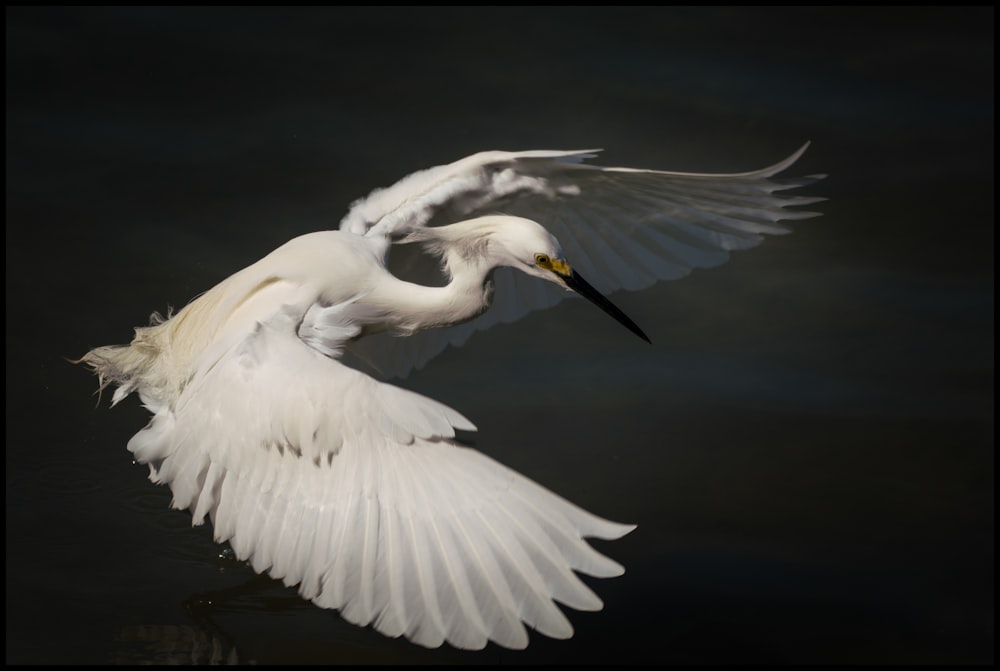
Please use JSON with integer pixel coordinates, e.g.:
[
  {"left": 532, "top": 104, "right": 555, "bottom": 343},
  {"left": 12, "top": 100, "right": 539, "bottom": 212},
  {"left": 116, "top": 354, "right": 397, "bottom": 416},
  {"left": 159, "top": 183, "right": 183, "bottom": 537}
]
[
  {"left": 340, "top": 144, "right": 825, "bottom": 379},
  {"left": 126, "top": 306, "right": 634, "bottom": 650}
]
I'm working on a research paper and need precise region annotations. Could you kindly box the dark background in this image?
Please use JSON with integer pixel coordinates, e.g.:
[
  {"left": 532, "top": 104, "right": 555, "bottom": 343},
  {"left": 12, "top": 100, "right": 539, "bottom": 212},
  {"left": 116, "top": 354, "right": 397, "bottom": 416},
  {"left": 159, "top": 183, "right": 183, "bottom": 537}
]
[{"left": 6, "top": 6, "right": 993, "bottom": 665}]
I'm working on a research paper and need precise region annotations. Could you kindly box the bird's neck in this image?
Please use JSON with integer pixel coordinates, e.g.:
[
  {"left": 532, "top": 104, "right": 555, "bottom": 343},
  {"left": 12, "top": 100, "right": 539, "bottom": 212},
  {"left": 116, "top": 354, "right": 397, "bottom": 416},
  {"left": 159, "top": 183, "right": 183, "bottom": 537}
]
[
  {"left": 374, "top": 250, "right": 495, "bottom": 335},
  {"left": 367, "top": 219, "right": 510, "bottom": 334}
]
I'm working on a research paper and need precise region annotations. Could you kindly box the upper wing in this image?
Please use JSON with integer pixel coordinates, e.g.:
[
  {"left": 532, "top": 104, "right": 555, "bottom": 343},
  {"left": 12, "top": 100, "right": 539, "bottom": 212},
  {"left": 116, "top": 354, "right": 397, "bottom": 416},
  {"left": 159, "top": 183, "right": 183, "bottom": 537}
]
[
  {"left": 340, "top": 144, "right": 825, "bottom": 379},
  {"left": 126, "top": 307, "right": 634, "bottom": 650}
]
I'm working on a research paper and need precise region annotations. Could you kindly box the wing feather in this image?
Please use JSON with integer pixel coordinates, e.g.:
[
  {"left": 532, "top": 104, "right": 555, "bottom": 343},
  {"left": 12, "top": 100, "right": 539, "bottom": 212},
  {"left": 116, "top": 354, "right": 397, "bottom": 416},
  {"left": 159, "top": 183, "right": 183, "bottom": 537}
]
[
  {"left": 122, "top": 307, "right": 631, "bottom": 650},
  {"left": 341, "top": 144, "right": 824, "bottom": 378},
  {"left": 406, "top": 449, "right": 492, "bottom": 648}
]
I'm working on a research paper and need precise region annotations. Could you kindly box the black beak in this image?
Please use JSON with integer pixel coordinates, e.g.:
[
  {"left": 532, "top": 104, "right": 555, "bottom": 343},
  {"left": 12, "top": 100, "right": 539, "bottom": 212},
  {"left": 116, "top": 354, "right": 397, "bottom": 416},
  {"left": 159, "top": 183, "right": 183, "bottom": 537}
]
[{"left": 561, "top": 270, "right": 651, "bottom": 343}]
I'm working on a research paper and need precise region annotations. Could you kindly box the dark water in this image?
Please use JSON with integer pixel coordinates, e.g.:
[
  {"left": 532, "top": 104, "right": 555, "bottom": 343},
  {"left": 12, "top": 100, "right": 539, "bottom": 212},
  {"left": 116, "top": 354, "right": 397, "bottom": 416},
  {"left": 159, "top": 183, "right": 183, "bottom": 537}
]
[{"left": 6, "top": 7, "right": 993, "bottom": 665}]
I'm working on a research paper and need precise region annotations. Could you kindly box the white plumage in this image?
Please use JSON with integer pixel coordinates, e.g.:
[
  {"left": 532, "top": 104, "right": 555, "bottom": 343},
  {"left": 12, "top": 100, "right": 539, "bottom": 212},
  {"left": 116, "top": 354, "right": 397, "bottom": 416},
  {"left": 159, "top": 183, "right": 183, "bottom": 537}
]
[{"left": 79, "top": 144, "right": 824, "bottom": 649}]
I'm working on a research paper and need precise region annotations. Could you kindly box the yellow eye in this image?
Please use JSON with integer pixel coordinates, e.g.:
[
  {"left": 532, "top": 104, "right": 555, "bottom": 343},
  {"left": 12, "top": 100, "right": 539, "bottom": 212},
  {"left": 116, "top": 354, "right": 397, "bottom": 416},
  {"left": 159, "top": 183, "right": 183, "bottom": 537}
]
[{"left": 535, "top": 254, "right": 551, "bottom": 268}]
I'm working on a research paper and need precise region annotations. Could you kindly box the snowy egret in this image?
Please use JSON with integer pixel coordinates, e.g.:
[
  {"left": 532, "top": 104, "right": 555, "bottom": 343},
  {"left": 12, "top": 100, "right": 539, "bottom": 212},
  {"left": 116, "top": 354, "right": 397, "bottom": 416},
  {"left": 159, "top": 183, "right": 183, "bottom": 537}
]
[{"left": 78, "top": 144, "right": 824, "bottom": 650}]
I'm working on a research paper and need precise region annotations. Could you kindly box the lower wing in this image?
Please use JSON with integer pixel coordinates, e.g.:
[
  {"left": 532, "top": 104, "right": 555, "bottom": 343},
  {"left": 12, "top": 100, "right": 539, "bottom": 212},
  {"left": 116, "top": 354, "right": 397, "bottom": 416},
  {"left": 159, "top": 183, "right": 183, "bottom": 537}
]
[{"left": 125, "top": 307, "right": 634, "bottom": 650}]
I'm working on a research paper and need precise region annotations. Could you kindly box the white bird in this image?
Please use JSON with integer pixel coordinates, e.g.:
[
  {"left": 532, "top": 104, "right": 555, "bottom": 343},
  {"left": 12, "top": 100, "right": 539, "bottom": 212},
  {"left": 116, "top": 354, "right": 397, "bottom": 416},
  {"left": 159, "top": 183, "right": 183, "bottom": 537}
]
[{"left": 78, "top": 144, "right": 823, "bottom": 650}]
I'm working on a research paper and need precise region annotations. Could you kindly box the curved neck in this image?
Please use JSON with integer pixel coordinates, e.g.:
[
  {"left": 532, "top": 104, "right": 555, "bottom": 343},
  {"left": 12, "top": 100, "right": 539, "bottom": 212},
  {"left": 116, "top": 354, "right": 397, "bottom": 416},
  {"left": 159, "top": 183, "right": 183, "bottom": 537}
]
[{"left": 372, "top": 256, "right": 495, "bottom": 334}]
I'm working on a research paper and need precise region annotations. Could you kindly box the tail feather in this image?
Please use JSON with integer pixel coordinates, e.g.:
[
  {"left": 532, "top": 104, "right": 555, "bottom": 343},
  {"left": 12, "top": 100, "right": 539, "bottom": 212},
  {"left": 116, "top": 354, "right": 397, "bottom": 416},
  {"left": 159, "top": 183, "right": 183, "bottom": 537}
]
[
  {"left": 76, "top": 313, "right": 175, "bottom": 407},
  {"left": 77, "top": 344, "right": 146, "bottom": 406}
]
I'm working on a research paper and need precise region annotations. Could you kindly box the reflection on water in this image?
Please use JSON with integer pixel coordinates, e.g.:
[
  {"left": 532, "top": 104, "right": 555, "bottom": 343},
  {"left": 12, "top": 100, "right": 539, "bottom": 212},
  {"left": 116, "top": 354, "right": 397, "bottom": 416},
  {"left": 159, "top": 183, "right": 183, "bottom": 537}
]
[
  {"left": 114, "top": 624, "right": 242, "bottom": 665},
  {"left": 111, "top": 571, "right": 303, "bottom": 665}
]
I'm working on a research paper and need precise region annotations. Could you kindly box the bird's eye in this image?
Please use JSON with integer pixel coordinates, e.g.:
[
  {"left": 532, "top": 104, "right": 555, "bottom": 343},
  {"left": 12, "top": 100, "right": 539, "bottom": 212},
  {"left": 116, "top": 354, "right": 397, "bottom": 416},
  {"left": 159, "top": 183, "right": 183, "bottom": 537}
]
[{"left": 535, "top": 254, "right": 551, "bottom": 268}]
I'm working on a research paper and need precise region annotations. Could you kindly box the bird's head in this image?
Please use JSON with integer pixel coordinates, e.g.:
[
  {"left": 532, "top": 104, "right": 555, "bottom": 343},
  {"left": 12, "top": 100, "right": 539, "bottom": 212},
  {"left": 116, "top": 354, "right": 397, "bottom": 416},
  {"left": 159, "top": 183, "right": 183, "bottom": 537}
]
[{"left": 485, "top": 216, "right": 651, "bottom": 343}]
